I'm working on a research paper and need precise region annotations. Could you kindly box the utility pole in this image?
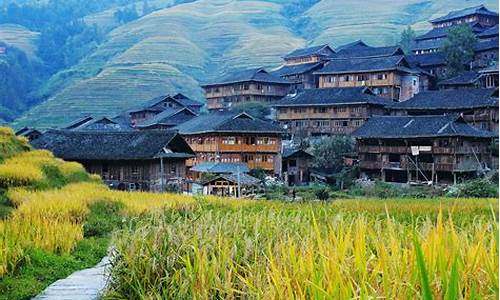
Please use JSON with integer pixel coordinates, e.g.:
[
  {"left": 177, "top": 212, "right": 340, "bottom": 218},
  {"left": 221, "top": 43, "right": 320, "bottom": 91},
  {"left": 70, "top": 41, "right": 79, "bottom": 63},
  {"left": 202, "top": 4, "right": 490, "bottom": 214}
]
[
  {"left": 237, "top": 165, "right": 241, "bottom": 198},
  {"left": 160, "top": 157, "right": 165, "bottom": 192}
]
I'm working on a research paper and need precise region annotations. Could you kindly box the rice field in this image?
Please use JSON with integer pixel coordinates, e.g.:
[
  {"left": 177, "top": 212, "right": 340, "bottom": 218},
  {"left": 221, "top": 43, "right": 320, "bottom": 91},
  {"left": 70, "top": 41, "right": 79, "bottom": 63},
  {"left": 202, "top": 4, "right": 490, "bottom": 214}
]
[{"left": 0, "top": 128, "right": 497, "bottom": 299}]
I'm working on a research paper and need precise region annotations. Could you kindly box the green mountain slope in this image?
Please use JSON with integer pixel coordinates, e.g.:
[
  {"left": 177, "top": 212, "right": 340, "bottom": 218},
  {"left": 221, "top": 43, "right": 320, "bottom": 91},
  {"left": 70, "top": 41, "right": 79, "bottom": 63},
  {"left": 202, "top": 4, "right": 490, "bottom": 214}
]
[{"left": 13, "top": 0, "right": 499, "bottom": 129}]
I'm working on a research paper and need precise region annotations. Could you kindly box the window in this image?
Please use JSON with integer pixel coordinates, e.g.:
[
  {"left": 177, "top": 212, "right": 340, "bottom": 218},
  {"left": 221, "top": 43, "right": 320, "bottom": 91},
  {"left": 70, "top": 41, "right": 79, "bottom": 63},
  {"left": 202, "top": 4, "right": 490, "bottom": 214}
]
[
  {"left": 215, "top": 87, "right": 220, "bottom": 93},
  {"left": 357, "top": 74, "right": 369, "bottom": 81},
  {"left": 314, "top": 107, "right": 327, "bottom": 113},
  {"left": 243, "top": 84, "right": 249, "bottom": 90},
  {"left": 289, "top": 159, "right": 297, "bottom": 167},
  {"left": 376, "top": 73, "right": 387, "bottom": 80}
]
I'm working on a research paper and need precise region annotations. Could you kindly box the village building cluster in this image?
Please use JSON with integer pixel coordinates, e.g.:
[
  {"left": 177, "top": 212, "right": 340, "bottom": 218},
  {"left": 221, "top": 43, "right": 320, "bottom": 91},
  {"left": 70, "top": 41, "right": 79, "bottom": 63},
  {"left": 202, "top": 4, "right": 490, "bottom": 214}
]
[{"left": 20, "top": 4, "right": 499, "bottom": 196}]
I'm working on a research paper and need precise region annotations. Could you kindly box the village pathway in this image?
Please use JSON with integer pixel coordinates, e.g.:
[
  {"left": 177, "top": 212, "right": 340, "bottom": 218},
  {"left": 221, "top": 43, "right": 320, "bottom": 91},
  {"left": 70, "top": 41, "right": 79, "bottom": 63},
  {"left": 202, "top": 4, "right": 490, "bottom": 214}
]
[{"left": 32, "top": 256, "right": 110, "bottom": 300}]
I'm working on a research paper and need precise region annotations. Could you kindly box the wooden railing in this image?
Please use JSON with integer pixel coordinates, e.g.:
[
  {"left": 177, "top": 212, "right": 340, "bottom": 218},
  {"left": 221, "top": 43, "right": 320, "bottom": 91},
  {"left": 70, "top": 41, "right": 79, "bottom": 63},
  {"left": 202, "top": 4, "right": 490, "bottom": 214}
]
[
  {"left": 219, "top": 144, "right": 279, "bottom": 153},
  {"left": 359, "top": 161, "right": 382, "bottom": 169}
]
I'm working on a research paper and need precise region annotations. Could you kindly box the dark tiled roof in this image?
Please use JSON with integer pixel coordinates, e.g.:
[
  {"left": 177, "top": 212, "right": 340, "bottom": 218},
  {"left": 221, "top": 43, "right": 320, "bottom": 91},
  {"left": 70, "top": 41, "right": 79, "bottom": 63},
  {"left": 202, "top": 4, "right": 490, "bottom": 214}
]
[
  {"left": 274, "top": 87, "right": 392, "bottom": 107},
  {"left": 63, "top": 116, "right": 94, "bottom": 130},
  {"left": 15, "top": 127, "right": 42, "bottom": 137},
  {"left": 202, "top": 68, "right": 291, "bottom": 87},
  {"left": 136, "top": 108, "right": 197, "bottom": 128},
  {"left": 315, "top": 55, "right": 407, "bottom": 74},
  {"left": 171, "top": 93, "right": 204, "bottom": 107},
  {"left": 283, "top": 44, "right": 334, "bottom": 60},
  {"left": 31, "top": 130, "right": 195, "bottom": 161},
  {"left": 353, "top": 115, "right": 497, "bottom": 139},
  {"left": 335, "top": 40, "right": 370, "bottom": 52},
  {"left": 475, "top": 37, "right": 499, "bottom": 52},
  {"left": 438, "top": 71, "right": 481, "bottom": 86},
  {"left": 478, "top": 24, "right": 499, "bottom": 38},
  {"left": 390, "top": 88, "right": 498, "bottom": 110},
  {"left": 411, "top": 39, "right": 443, "bottom": 51},
  {"left": 175, "top": 111, "right": 283, "bottom": 135},
  {"left": 431, "top": 5, "right": 498, "bottom": 23},
  {"left": 282, "top": 148, "right": 313, "bottom": 159},
  {"left": 332, "top": 46, "right": 404, "bottom": 59},
  {"left": 76, "top": 117, "right": 133, "bottom": 131},
  {"left": 271, "top": 62, "right": 324, "bottom": 77},
  {"left": 202, "top": 173, "right": 261, "bottom": 186},
  {"left": 479, "top": 62, "right": 499, "bottom": 73},
  {"left": 191, "top": 162, "right": 249, "bottom": 174},
  {"left": 415, "top": 22, "right": 484, "bottom": 41},
  {"left": 406, "top": 52, "right": 447, "bottom": 67}
]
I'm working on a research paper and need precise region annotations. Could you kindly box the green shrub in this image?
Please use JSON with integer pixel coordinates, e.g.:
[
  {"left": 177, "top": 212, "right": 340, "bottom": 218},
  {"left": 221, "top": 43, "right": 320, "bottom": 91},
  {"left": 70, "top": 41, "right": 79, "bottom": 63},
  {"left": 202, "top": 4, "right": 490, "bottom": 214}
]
[
  {"left": 450, "top": 178, "right": 498, "bottom": 198},
  {"left": 315, "top": 187, "right": 330, "bottom": 201},
  {"left": 83, "top": 201, "right": 125, "bottom": 238}
]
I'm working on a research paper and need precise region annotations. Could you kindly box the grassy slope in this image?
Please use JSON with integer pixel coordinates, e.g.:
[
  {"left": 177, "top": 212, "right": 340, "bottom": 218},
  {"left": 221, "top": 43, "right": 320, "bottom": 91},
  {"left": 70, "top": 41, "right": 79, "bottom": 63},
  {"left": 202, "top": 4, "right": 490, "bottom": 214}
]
[
  {"left": 0, "top": 24, "right": 40, "bottom": 60},
  {"left": 13, "top": 0, "right": 305, "bottom": 128},
  {"left": 13, "top": 0, "right": 499, "bottom": 128},
  {"left": 305, "top": 0, "right": 499, "bottom": 46}
]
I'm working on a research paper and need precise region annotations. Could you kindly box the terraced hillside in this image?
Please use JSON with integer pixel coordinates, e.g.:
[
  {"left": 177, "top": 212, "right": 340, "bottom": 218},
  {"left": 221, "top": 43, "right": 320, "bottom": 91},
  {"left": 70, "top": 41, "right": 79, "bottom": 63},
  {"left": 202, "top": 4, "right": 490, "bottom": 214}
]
[
  {"left": 0, "top": 24, "right": 39, "bottom": 59},
  {"left": 13, "top": 0, "right": 498, "bottom": 128}
]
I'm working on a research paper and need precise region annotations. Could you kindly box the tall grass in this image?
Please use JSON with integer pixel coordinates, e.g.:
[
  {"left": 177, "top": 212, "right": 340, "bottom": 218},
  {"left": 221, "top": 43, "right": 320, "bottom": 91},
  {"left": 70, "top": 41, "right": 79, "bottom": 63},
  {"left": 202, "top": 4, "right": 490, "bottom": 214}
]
[{"left": 105, "top": 199, "right": 499, "bottom": 299}]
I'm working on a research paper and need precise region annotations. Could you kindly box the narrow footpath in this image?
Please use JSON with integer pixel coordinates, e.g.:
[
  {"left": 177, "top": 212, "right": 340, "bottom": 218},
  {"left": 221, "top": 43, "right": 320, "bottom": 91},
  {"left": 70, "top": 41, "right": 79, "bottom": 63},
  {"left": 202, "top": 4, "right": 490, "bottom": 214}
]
[{"left": 32, "top": 256, "right": 110, "bottom": 300}]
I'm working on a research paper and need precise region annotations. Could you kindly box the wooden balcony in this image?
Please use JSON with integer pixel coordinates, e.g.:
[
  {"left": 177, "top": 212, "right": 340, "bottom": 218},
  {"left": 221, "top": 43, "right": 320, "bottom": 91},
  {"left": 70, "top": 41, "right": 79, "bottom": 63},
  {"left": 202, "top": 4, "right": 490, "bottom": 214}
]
[
  {"left": 359, "top": 161, "right": 382, "bottom": 169},
  {"left": 358, "top": 145, "right": 380, "bottom": 153},
  {"left": 219, "top": 143, "right": 279, "bottom": 153},
  {"left": 189, "top": 144, "right": 218, "bottom": 152},
  {"left": 247, "top": 161, "right": 274, "bottom": 170},
  {"left": 380, "top": 146, "right": 408, "bottom": 153}
]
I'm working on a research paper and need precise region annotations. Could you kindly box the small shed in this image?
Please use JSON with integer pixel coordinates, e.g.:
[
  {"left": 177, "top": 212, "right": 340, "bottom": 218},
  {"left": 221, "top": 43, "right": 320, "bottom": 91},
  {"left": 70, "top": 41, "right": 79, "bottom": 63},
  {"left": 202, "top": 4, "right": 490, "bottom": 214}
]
[
  {"left": 201, "top": 173, "right": 261, "bottom": 197},
  {"left": 281, "top": 148, "right": 313, "bottom": 186}
]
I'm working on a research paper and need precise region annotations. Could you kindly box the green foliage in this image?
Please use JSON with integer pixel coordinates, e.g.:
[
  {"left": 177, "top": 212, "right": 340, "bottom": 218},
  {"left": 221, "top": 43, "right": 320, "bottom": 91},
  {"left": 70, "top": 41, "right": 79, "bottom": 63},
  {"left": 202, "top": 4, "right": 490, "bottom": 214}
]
[
  {"left": 113, "top": 5, "right": 139, "bottom": 24},
  {"left": 231, "top": 101, "right": 271, "bottom": 120},
  {"left": 449, "top": 178, "right": 499, "bottom": 198},
  {"left": 399, "top": 25, "right": 415, "bottom": 54},
  {"left": 199, "top": 172, "right": 217, "bottom": 183},
  {"left": 249, "top": 167, "right": 267, "bottom": 181},
  {"left": 350, "top": 181, "right": 444, "bottom": 199},
  {"left": 314, "top": 187, "right": 329, "bottom": 201},
  {"left": 312, "top": 135, "right": 355, "bottom": 169},
  {"left": 83, "top": 200, "right": 125, "bottom": 238},
  {"left": 413, "top": 234, "right": 434, "bottom": 300},
  {"left": 0, "top": 239, "right": 108, "bottom": 300},
  {"left": 441, "top": 24, "right": 478, "bottom": 77}
]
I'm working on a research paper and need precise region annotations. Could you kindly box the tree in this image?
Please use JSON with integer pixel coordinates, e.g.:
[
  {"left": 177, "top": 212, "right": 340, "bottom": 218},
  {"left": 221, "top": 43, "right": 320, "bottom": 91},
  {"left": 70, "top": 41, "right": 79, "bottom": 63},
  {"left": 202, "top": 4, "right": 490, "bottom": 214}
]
[
  {"left": 399, "top": 25, "right": 415, "bottom": 54},
  {"left": 311, "top": 136, "right": 355, "bottom": 169},
  {"left": 231, "top": 101, "right": 271, "bottom": 120},
  {"left": 441, "top": 24, "right": 478, "bottom": 77}
]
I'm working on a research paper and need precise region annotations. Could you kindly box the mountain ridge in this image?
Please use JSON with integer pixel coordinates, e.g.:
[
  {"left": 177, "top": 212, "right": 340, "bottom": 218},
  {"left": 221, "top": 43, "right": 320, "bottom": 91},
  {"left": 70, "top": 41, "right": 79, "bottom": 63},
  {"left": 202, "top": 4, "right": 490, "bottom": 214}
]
[{"left": 10, "top": 0, "right": 499, "bottom": 129}]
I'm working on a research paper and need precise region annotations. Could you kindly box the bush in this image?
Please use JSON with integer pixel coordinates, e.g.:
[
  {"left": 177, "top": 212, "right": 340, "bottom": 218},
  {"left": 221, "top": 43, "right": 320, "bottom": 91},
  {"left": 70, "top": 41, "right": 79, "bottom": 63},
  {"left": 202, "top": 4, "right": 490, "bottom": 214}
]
[
  {"left": 449, "top": 178, "right": 498, "bottom": 198},
  {"left": 83, "top": 201, "right": 125, "bottom": 238},
  {"left": 315, "top": 187, "right": 330, "bottom": 201}
]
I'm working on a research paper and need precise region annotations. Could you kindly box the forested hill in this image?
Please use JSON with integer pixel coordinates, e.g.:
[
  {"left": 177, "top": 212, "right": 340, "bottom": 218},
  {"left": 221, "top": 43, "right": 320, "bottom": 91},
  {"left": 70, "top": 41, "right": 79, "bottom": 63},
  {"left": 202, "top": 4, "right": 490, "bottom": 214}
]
[{"left": 2, "top": 0, "right": 498, "bottom": 128}]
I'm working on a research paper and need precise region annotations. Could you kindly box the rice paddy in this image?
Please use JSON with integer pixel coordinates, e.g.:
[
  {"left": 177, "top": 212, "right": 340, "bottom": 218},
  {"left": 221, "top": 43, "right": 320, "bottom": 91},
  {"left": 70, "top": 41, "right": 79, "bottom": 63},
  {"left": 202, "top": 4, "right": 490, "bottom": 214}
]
[{"left": 0, "top": 128, "right": 497, "bottom": 299}]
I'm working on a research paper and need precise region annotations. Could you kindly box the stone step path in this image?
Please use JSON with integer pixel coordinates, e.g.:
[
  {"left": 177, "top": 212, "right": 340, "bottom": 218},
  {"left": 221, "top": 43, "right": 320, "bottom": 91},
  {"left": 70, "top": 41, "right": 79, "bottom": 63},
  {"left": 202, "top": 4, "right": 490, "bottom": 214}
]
[{"left": 32, "top": 256, "right": 110, "bottom": 300}]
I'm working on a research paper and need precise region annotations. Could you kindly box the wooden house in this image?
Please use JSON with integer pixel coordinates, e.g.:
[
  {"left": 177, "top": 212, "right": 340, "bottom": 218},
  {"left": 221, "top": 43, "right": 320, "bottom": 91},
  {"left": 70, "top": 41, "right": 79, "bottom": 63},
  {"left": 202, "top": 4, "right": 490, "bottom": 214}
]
[
  {"left": 135, "top": 107, "right": 197, "bottom": 130},
  {"left": 15, "top": 127, "right": 42, "bottom": 141},
  {"left": 389, "top": 88, "right": 499, "bottom": 132},
  {"left": 201, "top": 173, "right": 261, "bottom": 197},
  {"left": 281, "top": 147, "right": 313, "bottom": 186},
  {"left": 315, "top": 55, "right": 425, "bottom": 101},
  {"left": 406, "top": 53, "right": 447, "bottom": 79},
  {"left": 430, "top": 5, "right": 498, "bottom": 29},
  {"left": 201, "top": 68, "right": 292, "bottom": 111},
  {"left": 437, "top": 69, "right": 499, "bottom": 90},
  {"left": 271, "top": 45, "right": 335, "bottom": 90},
  {"left": 282, "top": 44, "right": 335, "bottom": 66},
  {"left": 31, "top": 130, "right": 195, "bottom": 192},
  {"left": 271, "top": 62, "right": 325, "bottom": 90},
  {"left": 474, "top": 38, "right": 499, "bottom": 68},
  {"left": 273, "top": 87, "right": 391, "bottom": 138},
  {"left": 125, "top": 94, "right": 203, "bottom": 126},
  {"left": 174, "top": 111, "right": 283, "bottom": 175},
  {"left": 353, "top": 115, "right": 497, "bottom": 184}
]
